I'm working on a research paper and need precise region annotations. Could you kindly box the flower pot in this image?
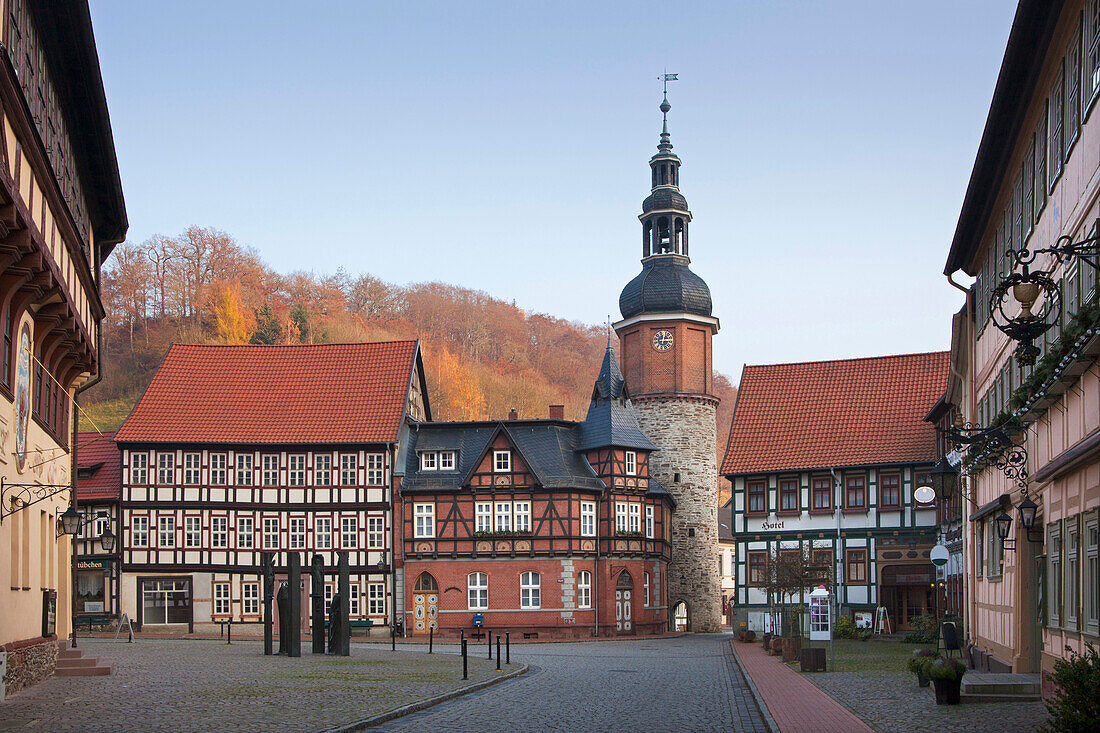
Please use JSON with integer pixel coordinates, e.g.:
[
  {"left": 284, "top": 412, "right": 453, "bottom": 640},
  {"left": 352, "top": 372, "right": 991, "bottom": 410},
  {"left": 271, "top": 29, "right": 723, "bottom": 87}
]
[
  {"left": 762, "top": 632, "right": 772, "bottom": 649},
  {"left": 743, "top": 630, "right": 756, "bottom": 643},
  {"left": 782, "top": 637, "right": 801, "bottom": 662},
  {"left": 916, "top": 672, "right": 930, "bottom": 688},
  {"left": 932, "top": 678, "right": 961, "bottom": 705}
]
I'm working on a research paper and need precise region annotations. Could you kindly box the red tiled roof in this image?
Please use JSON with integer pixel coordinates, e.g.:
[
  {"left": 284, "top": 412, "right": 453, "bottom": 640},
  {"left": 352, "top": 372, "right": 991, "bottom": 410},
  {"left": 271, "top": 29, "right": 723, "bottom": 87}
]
[
  {"left": 721, "top": 351, "right": 949, "bottom": 475},
  {"left": 114, "top": 341, "right": 420, "bottom": 445},
  {"left": 76, "top": 430, "right": 120, "bottom": 501}
]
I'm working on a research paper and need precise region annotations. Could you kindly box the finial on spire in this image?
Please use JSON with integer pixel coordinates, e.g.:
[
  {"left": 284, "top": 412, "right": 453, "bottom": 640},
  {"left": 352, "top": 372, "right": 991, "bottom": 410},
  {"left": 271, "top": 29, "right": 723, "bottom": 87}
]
[
  {"left": 658, "top": 72, "right": 678, "bottom": 152},
  {"left": 606, "top": 316, "right": 613, "bottom": 347}
]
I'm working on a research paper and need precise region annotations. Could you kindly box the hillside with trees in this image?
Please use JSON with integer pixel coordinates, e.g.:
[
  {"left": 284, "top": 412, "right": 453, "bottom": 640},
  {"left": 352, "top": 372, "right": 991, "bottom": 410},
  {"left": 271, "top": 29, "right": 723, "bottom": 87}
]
[{"left": 88, "top": 226, "right": 737, "bottom": 488}]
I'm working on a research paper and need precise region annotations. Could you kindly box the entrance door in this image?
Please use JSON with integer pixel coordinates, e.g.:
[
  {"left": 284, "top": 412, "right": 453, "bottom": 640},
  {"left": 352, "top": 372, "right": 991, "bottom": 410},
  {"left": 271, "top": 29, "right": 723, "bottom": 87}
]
[
  {"left": 412, "top": 572, "right": 438, "bottom": 634},
  {"left": 615, "top": 571, "right": 633, "bottom": 634}
]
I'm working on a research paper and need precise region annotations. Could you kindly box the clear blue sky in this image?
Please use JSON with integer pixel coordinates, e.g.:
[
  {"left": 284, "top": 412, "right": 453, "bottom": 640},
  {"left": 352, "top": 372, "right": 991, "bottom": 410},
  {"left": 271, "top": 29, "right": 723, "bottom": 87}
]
[{"left": 88, "top": 1, "right": 1015, "bottom": 379}]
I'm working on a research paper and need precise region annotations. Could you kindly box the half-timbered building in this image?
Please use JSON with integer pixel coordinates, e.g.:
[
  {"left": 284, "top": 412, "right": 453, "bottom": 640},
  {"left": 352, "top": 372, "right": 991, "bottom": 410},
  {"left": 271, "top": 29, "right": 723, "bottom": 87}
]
[
  {"left": 73, "top": 430, "right": 121, "bottom": 626},
  {"left": 399, "top": 343, "right": 675, "bottom": 638},
  {"left": 721, "top": 352, "right": 948, "bottom": 633},
  {"left": 113, "top": 341, "right": 429, "bottom": 633}
]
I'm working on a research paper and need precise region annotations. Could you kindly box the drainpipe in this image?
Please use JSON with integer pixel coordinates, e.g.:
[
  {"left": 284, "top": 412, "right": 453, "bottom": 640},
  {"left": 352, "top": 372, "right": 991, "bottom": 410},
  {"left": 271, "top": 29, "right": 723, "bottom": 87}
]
[{"left": 946, "top": 272, "right": 975, "bottom": 645}]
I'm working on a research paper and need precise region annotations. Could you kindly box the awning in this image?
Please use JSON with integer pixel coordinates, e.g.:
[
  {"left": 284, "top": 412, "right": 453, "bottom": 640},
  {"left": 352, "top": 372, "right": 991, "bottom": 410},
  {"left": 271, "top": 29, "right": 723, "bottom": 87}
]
[{"left": 969, "top": 493, "right": 1011, "bottom": 522}]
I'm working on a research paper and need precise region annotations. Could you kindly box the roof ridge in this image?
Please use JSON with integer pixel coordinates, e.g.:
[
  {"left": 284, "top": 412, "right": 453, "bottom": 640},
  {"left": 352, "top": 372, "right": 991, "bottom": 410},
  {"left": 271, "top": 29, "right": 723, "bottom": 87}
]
[
  {"left": 743, "top": 350, "right": 949, "bottom": 371},
  {"left": 167, "top": 339, "right": 419, "bottom": 349}
]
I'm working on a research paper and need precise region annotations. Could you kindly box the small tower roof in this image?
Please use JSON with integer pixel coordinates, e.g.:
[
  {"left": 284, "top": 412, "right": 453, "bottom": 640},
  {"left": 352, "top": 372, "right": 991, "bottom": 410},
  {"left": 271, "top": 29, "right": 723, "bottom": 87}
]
[{"left": 577, "top": 341, "right": 657, "bottom": 451}]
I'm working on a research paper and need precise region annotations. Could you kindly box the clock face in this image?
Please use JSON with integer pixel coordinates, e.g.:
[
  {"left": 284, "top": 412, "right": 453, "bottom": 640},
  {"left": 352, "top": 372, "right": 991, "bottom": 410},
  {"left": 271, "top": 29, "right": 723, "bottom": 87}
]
[{"left": 652, "top": 330, "right": 674, "bottom": 351}]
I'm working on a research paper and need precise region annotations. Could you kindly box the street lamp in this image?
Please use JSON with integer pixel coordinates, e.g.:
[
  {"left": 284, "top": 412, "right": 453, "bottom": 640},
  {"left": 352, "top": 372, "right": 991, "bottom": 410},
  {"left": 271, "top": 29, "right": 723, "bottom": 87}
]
[
  {"left": 927, "top": 458, "right": 960, "bottom": 504},
  {"left": 1018, "top": 496, "right": 1039, "bottom": 530},
  {"left": 100, "top": 524, "right": 116, "bottom": 553},
  {"left": 58, "top": 506, "right": 83, "bottom": 536},
  {"left": 995, "top": 511, "right": 1013, "bottom": 543}
]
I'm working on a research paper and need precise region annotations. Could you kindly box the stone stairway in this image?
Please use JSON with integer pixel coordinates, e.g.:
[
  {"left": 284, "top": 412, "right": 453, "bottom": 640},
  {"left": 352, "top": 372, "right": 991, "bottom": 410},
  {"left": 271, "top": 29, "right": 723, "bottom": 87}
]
[
  {"left": 960, "top": 672, "right": 1041, "bottom": 703},
  {"left": 54, "top": 642, "right": 111, "bottom": 677}
]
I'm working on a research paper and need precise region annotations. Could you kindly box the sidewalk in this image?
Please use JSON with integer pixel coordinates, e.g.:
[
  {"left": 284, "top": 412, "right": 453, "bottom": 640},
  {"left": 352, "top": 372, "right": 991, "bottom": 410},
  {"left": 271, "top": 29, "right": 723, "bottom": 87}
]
[{"left": 731, "top": 640, "right": 875, "bottom": 733}]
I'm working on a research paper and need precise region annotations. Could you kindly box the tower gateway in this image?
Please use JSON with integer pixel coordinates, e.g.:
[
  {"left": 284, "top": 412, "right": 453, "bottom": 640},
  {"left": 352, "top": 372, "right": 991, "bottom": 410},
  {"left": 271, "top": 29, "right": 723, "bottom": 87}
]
[{"left": 614, "top": 94, "right": 721, "bottom": 632}]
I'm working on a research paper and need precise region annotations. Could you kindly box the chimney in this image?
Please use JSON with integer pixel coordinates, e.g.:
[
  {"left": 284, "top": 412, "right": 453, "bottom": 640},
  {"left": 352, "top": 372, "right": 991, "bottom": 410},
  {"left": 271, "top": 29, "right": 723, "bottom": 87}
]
[
  {"left": 507, "top": 407, "right": 518, "bottom": 421},
  {"left": 549, "top": 404, "right": 565, "bottom": 420}
]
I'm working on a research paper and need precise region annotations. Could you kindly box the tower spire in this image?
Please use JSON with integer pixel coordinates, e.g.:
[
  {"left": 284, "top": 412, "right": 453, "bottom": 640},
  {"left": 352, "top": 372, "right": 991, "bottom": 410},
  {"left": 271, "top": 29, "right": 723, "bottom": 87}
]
[{"left": 658, "top": 72, "right": 677, "bottom": 153}]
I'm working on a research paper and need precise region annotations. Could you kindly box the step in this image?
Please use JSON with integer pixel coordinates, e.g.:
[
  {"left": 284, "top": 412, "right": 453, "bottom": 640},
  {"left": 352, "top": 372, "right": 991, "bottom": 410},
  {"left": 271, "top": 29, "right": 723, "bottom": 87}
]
[
  {"left": 54, "top": 664, "right": 111, "bottom": 677},
  {"left": 58, "top": 649, "right": 84, "bottom": 660},
  {"left": 961, "top": 672, "right": 1041, "bottom": 697},
  {"left": 961, "top": 692, "right": 1043, "bottom": 703},
  {"left": 56, "top": 656, "right": 99, "bottom": 668}
]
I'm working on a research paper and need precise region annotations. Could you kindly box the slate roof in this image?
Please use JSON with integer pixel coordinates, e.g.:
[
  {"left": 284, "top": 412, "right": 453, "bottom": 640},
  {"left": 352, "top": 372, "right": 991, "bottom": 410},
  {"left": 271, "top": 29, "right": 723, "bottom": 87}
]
[
  {"left": 115, "top": 341, "right": 423, "bottom": 445},
  {"left": 721, "top": 351, "right": 949, "bottom": 475},
  {"left": 577, "top": 343, "right": 657, "bottom": 451},
  {"left": 76, "top": 431, "right": 120, "bottom": 501},
  {"left": 642, "top": 188, "right": 689, "bottom": 214},
  {"left": 619, "top": 255, "right": 713, "bottom": 319}
]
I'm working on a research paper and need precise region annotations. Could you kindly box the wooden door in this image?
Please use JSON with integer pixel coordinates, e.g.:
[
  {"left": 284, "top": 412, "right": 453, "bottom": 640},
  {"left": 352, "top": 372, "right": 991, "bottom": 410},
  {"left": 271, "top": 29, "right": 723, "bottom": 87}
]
[
  {"left": 412, "top": 572, "right": 438, "bottom": 634},
  {"left": 615, "top": 571, "right": 633, "bottom": 634}
]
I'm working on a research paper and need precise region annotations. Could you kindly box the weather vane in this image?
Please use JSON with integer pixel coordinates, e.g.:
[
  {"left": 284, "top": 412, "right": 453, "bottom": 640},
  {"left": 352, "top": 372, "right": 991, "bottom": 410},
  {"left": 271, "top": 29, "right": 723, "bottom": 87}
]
[{"left": 659, "top": 71, "right": 679, "bottom": 96}]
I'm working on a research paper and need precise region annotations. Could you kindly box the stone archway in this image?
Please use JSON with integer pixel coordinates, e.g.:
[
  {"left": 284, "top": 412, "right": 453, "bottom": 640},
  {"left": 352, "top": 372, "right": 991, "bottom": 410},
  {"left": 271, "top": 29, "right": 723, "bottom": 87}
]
[{"left": 673, "top": 600, "right": 689, "bottom": 632}]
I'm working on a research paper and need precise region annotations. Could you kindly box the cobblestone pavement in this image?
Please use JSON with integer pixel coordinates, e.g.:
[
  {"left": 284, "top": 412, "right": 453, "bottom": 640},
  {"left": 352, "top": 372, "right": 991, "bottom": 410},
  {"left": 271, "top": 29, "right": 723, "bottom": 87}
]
[
  {"left": 0, "top": 638, "right": 498, "bottom": 732},
  {"left": 806, "top": 670, "right": 1050, "bottom": 733},
  {"left": 377, "top": 633, "right": 768, "bottom": 733}
]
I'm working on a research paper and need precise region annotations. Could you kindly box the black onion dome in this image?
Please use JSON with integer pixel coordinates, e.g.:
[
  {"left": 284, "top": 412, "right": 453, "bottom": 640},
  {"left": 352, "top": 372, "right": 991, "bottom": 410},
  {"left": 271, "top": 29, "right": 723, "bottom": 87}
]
[
  {"left": 619, "top": 256, "right": 712, "bottom": 319},
  {"left": 641, "top": 188, "right": 688, "bottom": 214}
]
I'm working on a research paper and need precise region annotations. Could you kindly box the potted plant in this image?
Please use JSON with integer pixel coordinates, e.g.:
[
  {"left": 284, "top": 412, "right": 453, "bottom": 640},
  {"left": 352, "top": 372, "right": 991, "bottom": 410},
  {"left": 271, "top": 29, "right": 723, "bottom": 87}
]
[
  {"left": 762, "top": 631, "right": 772, "bottom": 649},
  {"left": 906, "top": 649, "right": 939, "bottom": 687},
  {"left": 922, "top": 657, "right": 966, "bottom": 704}
]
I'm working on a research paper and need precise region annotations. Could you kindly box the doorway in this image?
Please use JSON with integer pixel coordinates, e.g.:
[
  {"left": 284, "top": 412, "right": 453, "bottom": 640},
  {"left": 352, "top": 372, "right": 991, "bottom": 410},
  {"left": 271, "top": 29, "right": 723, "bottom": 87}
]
[
  {"left": 412, "top": 572, "right": 438, "bottom": 634},
  {"left": 138, "top": 577, "right": 192, "bottom": 632},
  {"left": 880, "top": 564, "right": 934, "bottom": 631},
  {"left": 673, "top": 601, "right": 688, "bottom": 632},
  {"left": 615, "top": 571, "right": 634, "bottom": 634}
]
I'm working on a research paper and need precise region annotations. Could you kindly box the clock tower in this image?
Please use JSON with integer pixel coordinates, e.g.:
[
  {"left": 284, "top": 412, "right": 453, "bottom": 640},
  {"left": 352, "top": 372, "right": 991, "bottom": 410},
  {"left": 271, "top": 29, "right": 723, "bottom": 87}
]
[{"left": 614, "top": 93, "right": 721, "bottom": 632}]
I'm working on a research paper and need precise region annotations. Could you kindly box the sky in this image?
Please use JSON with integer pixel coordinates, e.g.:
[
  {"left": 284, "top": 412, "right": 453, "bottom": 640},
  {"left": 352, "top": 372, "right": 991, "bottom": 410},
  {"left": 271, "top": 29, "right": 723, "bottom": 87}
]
[{"left": 88, "top": 0, "right": 1017, "bottom": 379}]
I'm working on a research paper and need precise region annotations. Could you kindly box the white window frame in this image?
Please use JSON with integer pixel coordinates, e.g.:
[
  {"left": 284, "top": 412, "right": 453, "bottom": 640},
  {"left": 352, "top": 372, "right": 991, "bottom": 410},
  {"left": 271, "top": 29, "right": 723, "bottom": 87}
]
[
  {"left": 1084, "top": 509, "right": 1099, "bottom": 635},
  {"left": 315, "top": 516, "right": 332, "bottom": 550},
  {"left": 577, "top": 570, "right": 592, "bottom": 609},
  {"left": 130, "top": 452, "right": 148, "bottom": 484},
  {"left": 340, "top": 454, "right": 358, "bottom": 486},
  {"left": 495, "top": 503, "right": 512, "bottom": 533},
  {"left": 242, "top": 581, "right": 260, "bottom": 616},
  {"left": 420, "top": 452, "right": 438, "bottom": 471},
  {"left": 183, "top": 452, "right": 201, "bottom": 484},
  {"left": 341, "top": 516, "right": 359, "bottom": 549},
  {"left": 629, "top": 503, "right": 641, "bottom": 533},
  {"left": 476, "top": 502, "right": 492, "bottom": 533},
  {"left": 520, "top": 571, "right": 540, "bottom": 609},
  {"left": 581, "top": 502, "right": 596, "bottom": 537},
  {"left": 184, "top": 515, "right": 202, "bottom": 548},
  {"left": 514, "top": 501, "right": 531, "bottom": 533},
  {"left": 288, "top": 454, "right": 306, "bottom": 486},
  {"left": 131, "top": 515, "right": 149, "bottom": 548},
  {"left": 210, "top": 453, "right": 227, "bottom": 485},
  {"left": 262, "top": 455, "right": 279, "bottom": 487},
  {"left": 237, "top": 515, "right": 254, "bottom": 549},
  {"left": 289, "top": 516, "right": 307, "bottom": 550},
  {"left": 439, "top": 451, "right": 456, "bottom": 471},
  {"left": 645, "top": 506, "right": 654, "bottom": 539},
  {"left": 1067, "top": 518, "right": 1080, "bottom": 629},
  {"left": 365, "top": 454, "right": 384, "bottom": 485},
  {"left": 644, "top": 572, "right": 651, "bottom": 606},
  {"left": 236, "top": 453, "right": 253, "bottom": 486},
  {"left": 211, "top": 516, "right": 228, "bottom": 549},
  {"left": 494, "top": 450, "right": 511, "bottom": 473},
  {"left": 414, "top": 504, "right": 435, "bottom": 538},
  {"left": 263, "top": 516, "right": 280, "bottom": 550},
  {"left": 349, "top": 582, "right": 361, "bottom": 617},
  {"left": 367, "top": 516, "right": 384, "bottom": 549},
  {"left": 468, "top": 572, "right": 488, "bottom": 610},
  {"left": 94, "top": 513, "right": 109, "bottom": 539},
  {"left": 368, "top": 582, "right": 385, "bottom": 615},
  {"left": 212, "top": 582, "right": 231, "bottom": 616},
  {"left": 158, "top": 515, "right": 175, "bottom": 548},
  {"left": 625, "top": 451, "right": 636, "bottom": 475},
  {"left": 157, "top": 452, "right": 175, "bottom": 485},
  {"left": 314, "top": 454, "right": 332, "bottom": 486},
  {"left": 616, "top": 502, "right": 628, "bottom": 533}
]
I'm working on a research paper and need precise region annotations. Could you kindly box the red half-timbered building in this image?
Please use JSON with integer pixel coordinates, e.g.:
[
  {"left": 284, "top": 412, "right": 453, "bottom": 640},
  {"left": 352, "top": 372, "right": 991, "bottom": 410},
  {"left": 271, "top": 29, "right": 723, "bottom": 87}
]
[
  {"left": 113, "top": 341, "right": 429, "bottom": 633},
  {"left": 74, "top": 430, "right": 122, "bottom": 626},
  {"left": 399, "top": 342, "right": 675, "bottom": 638}
]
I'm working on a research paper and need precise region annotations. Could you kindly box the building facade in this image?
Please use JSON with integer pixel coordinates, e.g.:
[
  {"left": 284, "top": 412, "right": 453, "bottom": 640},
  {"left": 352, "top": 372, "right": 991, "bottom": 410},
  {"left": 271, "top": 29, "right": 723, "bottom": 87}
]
[
  {"left": 0, "top": 0, "right": 126, "bottom": 693},
  {"left": 942, "top": 0, "right": 1100, "bottom": 685},
  {"left": 73, "top": 430, "right": 122, "bottom": 627},
  {"left": 722, "top": 353, "right": 948, "bottom": 633},
  {"left": 613, "top": 94, "right": 722, "bottom": 632},
  {"left": 112, "top": 341, "right": 429, "bottom": 634},
  {"left": 398, "top": 344, "right": 675, "bottom": 638}
]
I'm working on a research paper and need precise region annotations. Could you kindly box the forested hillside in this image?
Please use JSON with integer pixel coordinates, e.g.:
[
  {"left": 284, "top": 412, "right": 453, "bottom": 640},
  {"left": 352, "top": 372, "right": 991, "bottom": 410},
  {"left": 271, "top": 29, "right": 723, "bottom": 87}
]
[{"left": 88, "top": 226, "right": 737, "bottom": 487}]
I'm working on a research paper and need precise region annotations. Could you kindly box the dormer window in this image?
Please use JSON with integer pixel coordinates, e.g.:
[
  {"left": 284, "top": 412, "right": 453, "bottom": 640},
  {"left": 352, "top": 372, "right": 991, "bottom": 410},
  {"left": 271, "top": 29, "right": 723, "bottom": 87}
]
[
  {"left": 420, "top": 451, "right": 457, "bottom": 472},
  {"left": 494, "top": 450, "right": 511, "bottom": 473},
  {"left": 625, "top": 451, "right": 637, "bottom": 476},
  {"left": 439, "top": 451, "right": 455, "bottom": 471}
]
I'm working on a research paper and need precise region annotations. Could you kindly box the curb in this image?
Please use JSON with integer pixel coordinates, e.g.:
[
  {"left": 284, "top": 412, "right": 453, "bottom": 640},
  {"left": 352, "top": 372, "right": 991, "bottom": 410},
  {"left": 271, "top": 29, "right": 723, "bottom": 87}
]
[
  {"left": 727, "top": 641, "right": 778, "bottom": 733},
  {"left": 318, "top": 663, "right": 530, "bottom": 732}
]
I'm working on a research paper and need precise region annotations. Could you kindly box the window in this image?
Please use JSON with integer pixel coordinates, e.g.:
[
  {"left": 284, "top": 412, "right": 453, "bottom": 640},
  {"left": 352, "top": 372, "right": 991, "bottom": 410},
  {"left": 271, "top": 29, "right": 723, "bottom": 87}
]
[
  {"left": 237, "top": 516, "right": 254, "bottom": 549},
  {"left": 210, "top": 453, "right": 227, "bottom": 485},
  {"left": 1067, "top": 519, "right": 1080, "bottom": 629},
  {"left": 341, "top": 516, "right": 359, "bottom": 549},
  {"left": 643, "top": 572, "right": 651, "bottom": 606},
  {"left": 748, "top": 551, "right": 767, "bottom": 586},
  {"left": 747, "top": 481, "right": 766, "bottom": 514},
  {"left": 1089, "top": 0, "right": 1100, "bottom": 111},
  {"left": 1051, "top": 62, "right": 1065, "bottom": 185},
  {"left": 616, "top": 502, "right": 628, "bottom": 532},
  {"left": 368, "top": 583, "right": 385, "bottom": 615},
  {"left": 132, "top": 516, "right": 148, "bottom": 547},
  {"left": 242, "top": 582, "right": 260, "bottom": 616},
  {"left": 520, "top": 571, "right": 540, "bottom": 609},
  {"left": 158, "top": 515, "right": 175, "bottom": 548},
  {"left": 157, "top": 453, "right": 175, "bottom": 485},
  {"left": 183, "top": 453, "right": 200, "bottom": 484},
  {"left": 1067, "top": 22, "right": 1083, "bottom": 154},
  {"left": 779, "top": 479, "right": 798, "bottom": 513},
  {"left": 976, "top": 520, "right": 984, "bottom": 577},
  {"left": 846, "top": 549, "right": 867, "bottom": 583},
  {"left": 367, "top": 516, "right": 384, "bottom": 549},
  {"left": 340, "top": 454, "right": 358, "bottom": 486},
  {"left": 468, "top": 572, "right": 488, "bottom": 610},
  {"left": 1035, "top": 112, "right": 1048, "bottom": 219},
  {"left": 95, "top": 513, "right": 109, "bottom": 539},
  {"left": 288, "top": 455, "right": 306, "bottom": 486},
  {"left": 476, "top": 502, "right": 492, "bottom": 533},
  {"left": 989, "top": 518, "right": 1004, "bottom": 577},
  {"left": 314, "top": 454, "right": 331, "bottom": 486},
  {"left": 645, "top": 506, "right": 654, "bottom": 539},
  {"left": 184, "top": 516, "right": 202, "bottom": 548},
  {"left": 845, "top": 475, "right": 866, "bottom": 510},
  {"left": 495, "top": 503, "right": 512, "bottom": 533},
  {"left": 625, "top": 451, "right": 636, "bottom": 475},
  {"left": 349, "top": 583, "right": 360, "bottom": 617},
  {"left": 879, "top": 473, "right": 900, "bottom": 509},
  {"left": 812, "top": 549, "right": 834, "bottom": 574},
  {"left": 514, "top": 502, "right": 531, "bottom": 533},
  {"left": 1050, "top": 523, "right": 1063, "bottom": 627},
  {"left": 289, "top": 516, "right": 306, "bottom": 550},
  {"left": 439, "top": 451, "right": 456, "bottom": 471},
  {"left": 581, "top": 502, "right": 595, "bottom": 537},
  {"left": 629, "top": 503, "right": 641, "bottom": 533},
  {"left": 130, "top": 452, "right": 148, "bottom": 484},
  {"left": 494, "top": 450, "right": 511, "bottom": 473},
  {"left": 236, "top": 454, "right": 253, "bottom": 486},
  {"left": 365, "top": 453, "right": 384, "bottom": 485},
  {"left": 262, "top": 455, "right": 279, "bottom": 486},
  {"left": 420, "top": 452, "right": 438, "bottom": 471},
  {"left": 211, "top": 516, "right": 228, "bottom": 549},
  {"left": 1, "top": 302, "right": 9, "bottom": 389},
  {"left": 577, "top": 570, "right": 592, "bottom": 608},
  {"left": 213, "top": 582, "right": 230, "bottom": 616},
  {"left": 1085, "top": 512, "right": 1098, "bottom": 635},
  {"left": 812, "top": 477, "right": 832, "bottom": 511},
  {"left": 414, "top": 504, "right": 435, "bottom": 538},
  {"left": 315, "top": 517, "right": 332, "bottom": 550},
  {"left": 263, "top": 517, "right": 279, "bottom": 550}
]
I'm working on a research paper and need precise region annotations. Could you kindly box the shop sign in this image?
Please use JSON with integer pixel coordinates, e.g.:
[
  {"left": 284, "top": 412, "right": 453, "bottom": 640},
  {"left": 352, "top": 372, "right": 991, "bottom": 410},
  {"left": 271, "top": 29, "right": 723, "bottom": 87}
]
[{"left": 76, "top": 559, "right": 112, "bottom": 571}]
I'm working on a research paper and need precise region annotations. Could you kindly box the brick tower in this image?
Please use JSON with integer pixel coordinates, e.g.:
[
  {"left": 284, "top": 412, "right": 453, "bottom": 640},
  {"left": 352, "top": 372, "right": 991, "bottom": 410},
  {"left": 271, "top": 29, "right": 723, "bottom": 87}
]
[{"left": 614, "top": 93, "right": 721, "bottom": 632}]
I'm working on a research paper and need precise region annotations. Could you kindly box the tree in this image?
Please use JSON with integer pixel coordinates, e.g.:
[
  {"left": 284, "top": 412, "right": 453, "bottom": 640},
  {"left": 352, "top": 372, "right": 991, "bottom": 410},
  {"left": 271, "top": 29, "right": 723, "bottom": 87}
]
[
  {"left": 251, "top": 304, "right": 283, "bottom": 345},
  {"left": 214, "top": 286, "right": 255, "bottom": 344},
  {"left": 763, "top": 545, "right": 832, "bottom": 638}
]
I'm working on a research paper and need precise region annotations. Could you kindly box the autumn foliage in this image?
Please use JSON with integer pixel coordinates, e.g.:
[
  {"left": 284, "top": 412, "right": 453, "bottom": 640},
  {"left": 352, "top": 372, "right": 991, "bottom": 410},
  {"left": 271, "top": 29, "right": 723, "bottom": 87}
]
[{"left": 91, "top": 226, "right": 737, "bottom": 476}]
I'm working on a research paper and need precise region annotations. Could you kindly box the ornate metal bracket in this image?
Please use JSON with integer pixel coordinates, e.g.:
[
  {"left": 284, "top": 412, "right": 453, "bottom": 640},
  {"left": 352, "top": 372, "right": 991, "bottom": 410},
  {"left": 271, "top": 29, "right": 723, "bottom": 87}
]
[
  {"left": 0, "top": 477, "right": 73, "bottom": 523},
  {"left": 937, "top": 422, "right": 1030, "bottom": 492}
]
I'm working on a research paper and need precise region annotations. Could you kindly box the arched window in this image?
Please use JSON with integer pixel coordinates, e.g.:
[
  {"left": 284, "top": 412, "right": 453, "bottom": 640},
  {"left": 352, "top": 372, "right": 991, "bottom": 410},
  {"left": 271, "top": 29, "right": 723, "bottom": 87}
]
[
  {"left": 673, "top": 600, "right": 688, "bottom": 632},
  {"left": 468, "top": 572, "right": 488, "bottom": 610},
  {"left": 414, "top": 572, "right": 437, "bottom": 592},
  {"left": 520, "top": 571, "right": 540, "bottom": 609},
  {"left": 657, "top": 217, "right": 670, "bottom": 253},
  {"left": 577, "top": 570, "right": 592, "bottom": 608}
]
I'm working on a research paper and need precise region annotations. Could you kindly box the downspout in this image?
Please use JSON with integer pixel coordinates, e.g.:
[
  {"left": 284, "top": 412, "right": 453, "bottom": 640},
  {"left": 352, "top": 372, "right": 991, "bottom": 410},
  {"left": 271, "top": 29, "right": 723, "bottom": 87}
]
[
  {"left": 830, "top": 467, "right": 842, "bottom": 613},
  {"left": 593, "top": 492, "right": 599, "bottom": 638},
  {"left": 946, "top": 272, "right": 975, "bottom": 644}
]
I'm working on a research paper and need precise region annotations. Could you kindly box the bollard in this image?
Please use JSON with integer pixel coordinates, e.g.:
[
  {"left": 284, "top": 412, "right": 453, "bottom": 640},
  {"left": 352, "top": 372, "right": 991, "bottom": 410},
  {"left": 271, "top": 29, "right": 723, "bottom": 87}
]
[
  {"left": 429, "top": 626, "right": 434, "bottom": 654},
  {"left": 506, "top": 632, "right": 510, "bottom": 665},
  {"left": 461, "top": 639, "right": 468, "bottom": 680},
  {"left": 227, "top": 618, "right": 232, "bottom": 645},
  {"left": 460, "top": 629, "right": 465, "bottom": 643},
  {"left": 496, "top": 635, "right": 501, "bottom": 671},
  {"left": 488, "top": 630, "right": 492, "bottom": 659},
  {"left": 128, "top": 628, "right": 133, "bottom": 643},
  {"left": 391, "top": 622, "right": 396, "bottom": 652}
]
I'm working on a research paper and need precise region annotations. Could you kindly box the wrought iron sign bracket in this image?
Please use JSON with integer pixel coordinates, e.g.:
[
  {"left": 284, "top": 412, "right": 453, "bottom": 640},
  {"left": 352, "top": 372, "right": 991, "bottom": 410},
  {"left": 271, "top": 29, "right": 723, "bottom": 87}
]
[{"left": 0, "top": 477, "right": 73, "bottom": 524}]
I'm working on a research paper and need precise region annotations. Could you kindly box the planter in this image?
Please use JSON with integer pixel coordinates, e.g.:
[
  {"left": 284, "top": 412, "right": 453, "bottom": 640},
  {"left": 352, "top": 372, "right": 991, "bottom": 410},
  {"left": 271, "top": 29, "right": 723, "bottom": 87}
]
[
  {"left": 782, "top": 637, "right": 801, "bottom": 662},
  {"left": 762, "top": 632, "right": 772, "bottom": 649},
  {"left": 742, "top": 630, "right": 755, "bottom": 643},
  {"left": 916, "top": 672, "right": 930, "bottom": 688},
  {"left": 770, "top": 638, "right": 784, "bottom": 656},
  {"left": 932, "top": 678, "right": 961, "bottom": 705}
]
